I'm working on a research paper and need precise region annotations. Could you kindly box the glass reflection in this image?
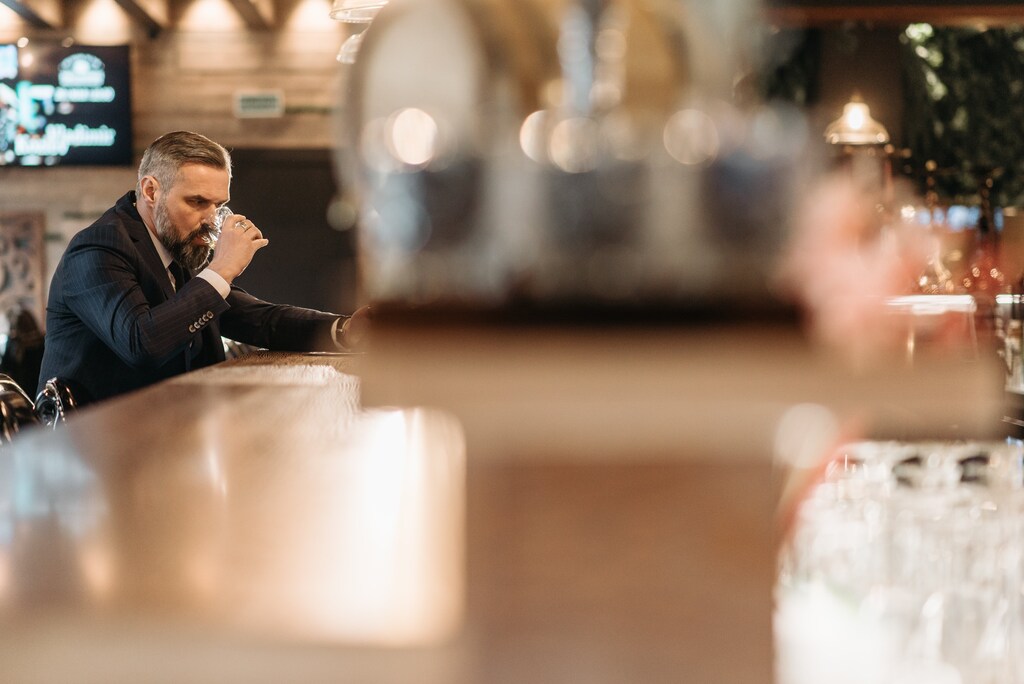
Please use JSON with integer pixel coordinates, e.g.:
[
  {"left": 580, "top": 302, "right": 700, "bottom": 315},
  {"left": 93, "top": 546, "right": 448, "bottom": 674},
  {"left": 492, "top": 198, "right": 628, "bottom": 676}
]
[
  {"left": 387, "top": 108, "right": 440, "bottom": 168},
  {"left": 548, "top": 117, "right": 600, "bottom": 173},
  {"left": 663, "top": 108, "right": 719, "bottom": 166},
  {"left": 361, "top": 109, "right": 454, "bottom": 173},
  {"left": 0, "top": 444, "right": 107, "bottom": 609}
]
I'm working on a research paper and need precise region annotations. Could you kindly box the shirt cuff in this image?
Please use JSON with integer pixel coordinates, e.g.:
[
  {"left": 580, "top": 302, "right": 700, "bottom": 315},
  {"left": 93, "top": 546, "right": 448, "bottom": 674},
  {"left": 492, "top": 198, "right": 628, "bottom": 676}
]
[
  {"left": 331, "top": 316, "right": 350, "bottom": 350},
  {"left": 196, "top": 268, "right": 231, "bottom": 299}
]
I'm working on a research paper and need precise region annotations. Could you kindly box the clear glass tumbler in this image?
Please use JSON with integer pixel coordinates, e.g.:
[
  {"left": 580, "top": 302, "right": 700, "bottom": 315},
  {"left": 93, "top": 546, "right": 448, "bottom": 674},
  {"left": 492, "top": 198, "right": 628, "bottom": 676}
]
[{"left": 206, "top": 205, "right": 233, "bottom": 245}]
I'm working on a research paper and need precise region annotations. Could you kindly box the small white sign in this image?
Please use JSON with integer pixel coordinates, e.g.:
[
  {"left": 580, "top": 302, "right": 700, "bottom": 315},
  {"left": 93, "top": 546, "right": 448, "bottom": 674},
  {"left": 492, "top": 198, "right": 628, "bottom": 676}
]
[{"left": 233, "top": 90, "right": 285, "bottom": 118}]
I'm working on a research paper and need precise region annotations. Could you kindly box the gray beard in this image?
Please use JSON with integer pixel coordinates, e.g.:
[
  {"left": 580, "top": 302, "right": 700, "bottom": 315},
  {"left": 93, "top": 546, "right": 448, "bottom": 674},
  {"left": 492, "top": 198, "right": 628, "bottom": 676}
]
[{"left": 154, "top": 199, "right": 214, "bottom": 272}]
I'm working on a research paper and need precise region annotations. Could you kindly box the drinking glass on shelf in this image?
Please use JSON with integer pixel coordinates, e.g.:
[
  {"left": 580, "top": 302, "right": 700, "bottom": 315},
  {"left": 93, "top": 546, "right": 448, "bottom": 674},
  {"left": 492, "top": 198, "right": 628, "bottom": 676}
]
[
  {"left": 918, "top": 257, "right": 956, "bottom": 295},
  {"left": 329, "top": 0, "right": 387, "bottom": 23},
  {"left": 330, "top": 0, "right": 387, "bottom": 64},
  {"left": 903, "top": 204, "right": 962, "bottom": 295},
  {"left": 338, "top": 30, "right": 366, "bottom": 65}
]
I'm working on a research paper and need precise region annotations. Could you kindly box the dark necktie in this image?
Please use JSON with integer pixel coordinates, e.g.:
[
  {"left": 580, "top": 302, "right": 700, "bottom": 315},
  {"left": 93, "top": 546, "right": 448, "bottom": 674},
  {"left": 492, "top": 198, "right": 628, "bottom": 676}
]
[
  {"left": 169, "top": 261, "right": 186, "bottom": 292},
  {"left": 168, "top": 262, "right": 204, "bottom": 369}
]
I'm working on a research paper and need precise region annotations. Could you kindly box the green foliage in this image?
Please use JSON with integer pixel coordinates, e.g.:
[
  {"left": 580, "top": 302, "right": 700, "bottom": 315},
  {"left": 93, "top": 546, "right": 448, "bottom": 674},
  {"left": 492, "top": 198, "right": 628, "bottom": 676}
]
[
  {"left": 901, "top": 24, "right": 1024, "bottom": 206},
  {"left": 756, "top": 28, "right": 821, "bottom": 106}
]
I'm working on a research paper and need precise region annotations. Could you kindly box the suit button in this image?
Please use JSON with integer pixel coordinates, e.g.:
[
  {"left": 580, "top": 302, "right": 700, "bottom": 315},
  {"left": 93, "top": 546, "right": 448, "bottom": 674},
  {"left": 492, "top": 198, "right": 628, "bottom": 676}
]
[{"left": 188, "top": 324, "right": 196, "bottom": 333}]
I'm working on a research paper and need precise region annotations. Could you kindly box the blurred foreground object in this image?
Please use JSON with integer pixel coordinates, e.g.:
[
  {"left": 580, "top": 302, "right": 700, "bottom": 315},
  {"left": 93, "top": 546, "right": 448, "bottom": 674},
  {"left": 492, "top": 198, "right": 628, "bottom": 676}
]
[
  {"left": 777, "top": 439, "right": 1024, "bottom": 684},
  {"left": 336, "top": 0, "right": 807, "bottom": 317},
  {"left": 0, "top": 350, "right": 786, "bottom": 683},
  {"left": 0, "top": 356, "right": 471, "bottom": 683},
  {"left": 778, "top": 174, "right": 941, "bottom": 367}
]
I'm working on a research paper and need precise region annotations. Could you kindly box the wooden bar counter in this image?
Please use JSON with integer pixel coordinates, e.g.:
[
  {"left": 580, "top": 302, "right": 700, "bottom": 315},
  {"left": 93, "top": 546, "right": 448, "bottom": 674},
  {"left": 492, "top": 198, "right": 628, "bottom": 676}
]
[{"left": 0, "top": 324, "right": 1004, "bottom": 683}]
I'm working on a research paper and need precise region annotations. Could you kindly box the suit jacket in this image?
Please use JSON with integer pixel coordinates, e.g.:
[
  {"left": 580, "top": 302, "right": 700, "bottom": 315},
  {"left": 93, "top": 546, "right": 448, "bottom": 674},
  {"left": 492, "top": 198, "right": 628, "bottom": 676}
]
[{"left": 38, "top": 191, "right": 339, "bottom": 405}]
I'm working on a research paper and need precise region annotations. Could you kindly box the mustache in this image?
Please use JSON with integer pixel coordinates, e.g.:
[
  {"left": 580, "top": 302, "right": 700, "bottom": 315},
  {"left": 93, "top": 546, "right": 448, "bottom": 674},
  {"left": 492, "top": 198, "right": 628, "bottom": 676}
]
[{"left": 186, "top": 224, "right": 214, "bottom": 243}]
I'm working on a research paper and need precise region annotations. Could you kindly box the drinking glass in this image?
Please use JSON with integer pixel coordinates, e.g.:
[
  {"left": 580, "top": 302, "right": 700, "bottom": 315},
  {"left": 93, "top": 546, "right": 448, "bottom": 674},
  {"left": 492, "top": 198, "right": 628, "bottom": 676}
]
[
  {"left": 329, "top": 0, "right": 387, "bottom": 23},
  {"left": 329, "top": 0, "right": 388, "bottom": 64},
  {"left": 206, "top": 205, "right": 233, "bottom": 245}
]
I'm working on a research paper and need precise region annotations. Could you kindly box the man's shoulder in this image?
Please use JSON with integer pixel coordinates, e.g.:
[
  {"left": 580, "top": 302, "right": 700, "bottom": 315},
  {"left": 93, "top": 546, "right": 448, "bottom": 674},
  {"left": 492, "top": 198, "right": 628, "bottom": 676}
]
[
  {"left": 68, "top": 209, "right": 138, "bottom": 252},
  {"left": 67, "top": 193, "right": 142, "bottom": 248},
  {"left": 71, "top": 221, "right": 126, "bottom": 243}
]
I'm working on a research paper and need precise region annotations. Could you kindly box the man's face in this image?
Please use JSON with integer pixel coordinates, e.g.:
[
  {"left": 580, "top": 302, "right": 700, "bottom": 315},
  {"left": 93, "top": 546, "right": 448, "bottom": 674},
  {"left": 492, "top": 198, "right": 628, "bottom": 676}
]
[{"left": 150, "top": 163, "right": 230, "bottom": 271}]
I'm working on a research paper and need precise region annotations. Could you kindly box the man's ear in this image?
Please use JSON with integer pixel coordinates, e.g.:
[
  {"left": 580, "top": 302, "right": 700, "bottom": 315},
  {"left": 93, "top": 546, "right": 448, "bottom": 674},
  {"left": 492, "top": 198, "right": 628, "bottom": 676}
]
[{"left": 138, "top": 176, "right": 160, "bottom": 206}]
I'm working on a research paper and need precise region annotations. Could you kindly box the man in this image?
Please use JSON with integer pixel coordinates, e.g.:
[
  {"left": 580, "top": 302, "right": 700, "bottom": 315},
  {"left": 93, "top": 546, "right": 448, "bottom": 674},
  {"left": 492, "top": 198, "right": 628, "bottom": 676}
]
[{"left": 38, "top": 130, "right": 369, "bottom": 405}]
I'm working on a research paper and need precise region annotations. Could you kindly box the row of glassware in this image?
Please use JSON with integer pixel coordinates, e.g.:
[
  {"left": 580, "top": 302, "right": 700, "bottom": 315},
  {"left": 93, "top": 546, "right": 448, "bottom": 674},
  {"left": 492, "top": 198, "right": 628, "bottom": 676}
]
[{"left": 778, "top": 439, "right": 1024, "bottom": 684}]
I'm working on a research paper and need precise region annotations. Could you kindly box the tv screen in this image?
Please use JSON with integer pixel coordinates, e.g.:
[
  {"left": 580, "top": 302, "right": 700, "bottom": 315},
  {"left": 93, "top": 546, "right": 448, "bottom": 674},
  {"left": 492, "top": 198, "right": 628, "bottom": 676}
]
[{"left": 0, "top": 42, "right": 133, "bottom": 167}]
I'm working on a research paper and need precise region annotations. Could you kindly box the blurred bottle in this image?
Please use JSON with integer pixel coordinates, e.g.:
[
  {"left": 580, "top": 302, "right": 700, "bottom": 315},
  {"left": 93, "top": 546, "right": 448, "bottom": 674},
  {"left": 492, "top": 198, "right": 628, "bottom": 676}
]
[
  {"left": 336, "top": 0, "right": 800, "bottom": 318},
  {"left": 1004, "top": 314, "right": 1023, "bottom": 392},
  {"left": 962, "top": 175, "right": 1006, "bottom": 350},
  {"left": 917, "top": 161, "right": 960, "bottom": 295}
]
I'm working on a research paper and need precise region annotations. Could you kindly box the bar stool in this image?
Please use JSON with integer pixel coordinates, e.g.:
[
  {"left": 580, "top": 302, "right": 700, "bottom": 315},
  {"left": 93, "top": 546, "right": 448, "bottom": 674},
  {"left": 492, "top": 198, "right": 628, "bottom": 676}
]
[
  {"left": 0, "top": 373, "right": 40, "bottom": 444},
  {"left": 35, "top": 377, "right": 80, "bottom": 429}
]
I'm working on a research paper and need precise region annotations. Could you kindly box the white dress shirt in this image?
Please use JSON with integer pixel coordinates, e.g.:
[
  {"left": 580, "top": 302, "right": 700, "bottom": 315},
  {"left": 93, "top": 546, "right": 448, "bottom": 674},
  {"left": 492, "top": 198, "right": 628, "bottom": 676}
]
[{"left": 145, "top": 227, "right": 230, "bottom": 298}]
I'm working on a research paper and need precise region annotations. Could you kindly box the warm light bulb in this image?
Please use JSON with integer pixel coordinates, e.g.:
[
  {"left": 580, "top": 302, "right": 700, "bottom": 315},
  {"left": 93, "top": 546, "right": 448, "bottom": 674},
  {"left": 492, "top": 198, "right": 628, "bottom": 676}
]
[
  {"left": 843, "top": 102, "right": 867, "bottom": 130},
  {"left": 824, "top": 97, "right": 890, "bottom": 145}
]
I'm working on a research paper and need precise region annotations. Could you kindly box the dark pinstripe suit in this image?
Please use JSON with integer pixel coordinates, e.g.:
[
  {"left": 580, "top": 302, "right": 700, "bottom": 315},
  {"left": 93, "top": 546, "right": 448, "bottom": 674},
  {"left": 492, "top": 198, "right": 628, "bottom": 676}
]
[{"left": 38, "top": 192, "right": 338, "bottom": 405}]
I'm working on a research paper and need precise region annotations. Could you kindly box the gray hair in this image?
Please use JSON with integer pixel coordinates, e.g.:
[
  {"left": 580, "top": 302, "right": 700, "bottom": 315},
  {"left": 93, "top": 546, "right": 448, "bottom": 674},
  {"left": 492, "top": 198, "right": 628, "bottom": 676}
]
[{"left": 137, "top": 131, "right": 232, "bottom": 192}]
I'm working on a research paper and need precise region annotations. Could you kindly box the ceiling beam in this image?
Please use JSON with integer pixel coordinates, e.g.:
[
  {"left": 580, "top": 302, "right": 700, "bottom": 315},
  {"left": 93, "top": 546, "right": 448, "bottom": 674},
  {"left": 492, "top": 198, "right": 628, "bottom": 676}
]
[
  {"left": 0, "top": 0, "right": 59, "bottom": 29},
  {"left": 111, "top": 0, "right": 167, "bottom": 37},
  {"left": 225, "top": 0, "right": 274, "bottom": 30},
  {"left": 763, "top": 4, "right": 1024, "bottom": 27}
]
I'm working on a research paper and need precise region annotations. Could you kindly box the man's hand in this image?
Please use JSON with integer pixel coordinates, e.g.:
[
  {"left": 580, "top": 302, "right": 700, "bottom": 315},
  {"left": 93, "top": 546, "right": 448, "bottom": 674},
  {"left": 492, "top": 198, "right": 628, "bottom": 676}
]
[{"left": 207, "top": 214, "right": 269, "bottom": 283}]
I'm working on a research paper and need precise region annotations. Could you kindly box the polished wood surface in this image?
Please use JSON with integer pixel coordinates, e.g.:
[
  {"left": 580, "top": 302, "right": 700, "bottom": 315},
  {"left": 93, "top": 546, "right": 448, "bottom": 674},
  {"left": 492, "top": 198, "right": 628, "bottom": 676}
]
[
  {"left": 0, "top": 347, "right": 773, "bottom": 682},
  {"left": 4, "top": 326, "right": 977, "bottom": 682}
]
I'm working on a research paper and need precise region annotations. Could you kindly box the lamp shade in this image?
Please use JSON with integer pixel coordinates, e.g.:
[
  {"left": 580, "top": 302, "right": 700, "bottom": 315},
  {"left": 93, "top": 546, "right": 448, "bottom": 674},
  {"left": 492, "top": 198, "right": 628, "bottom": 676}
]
[{"left": 824, "top": 99, "right": 890, "bottom": 146}]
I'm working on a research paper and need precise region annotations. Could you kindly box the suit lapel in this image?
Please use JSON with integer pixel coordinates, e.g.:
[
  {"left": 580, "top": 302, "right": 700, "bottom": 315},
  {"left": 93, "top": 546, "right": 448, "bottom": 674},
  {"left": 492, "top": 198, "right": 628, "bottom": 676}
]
[{"left": 121, "top": 200, "right": 175, "bottom": 300}]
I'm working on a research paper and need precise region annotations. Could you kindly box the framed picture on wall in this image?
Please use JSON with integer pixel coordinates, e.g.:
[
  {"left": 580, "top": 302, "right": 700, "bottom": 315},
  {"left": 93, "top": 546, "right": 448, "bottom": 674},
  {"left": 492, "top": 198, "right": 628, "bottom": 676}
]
[{"left": 0, "top": 211, "right": 45, "bottom": 326}]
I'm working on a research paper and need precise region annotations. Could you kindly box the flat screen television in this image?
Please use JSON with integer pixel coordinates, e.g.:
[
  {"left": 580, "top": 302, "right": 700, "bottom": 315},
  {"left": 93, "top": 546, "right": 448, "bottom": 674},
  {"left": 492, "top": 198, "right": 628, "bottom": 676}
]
[{"left": 0, "top": 42, "right": 132, "bottom": 167}]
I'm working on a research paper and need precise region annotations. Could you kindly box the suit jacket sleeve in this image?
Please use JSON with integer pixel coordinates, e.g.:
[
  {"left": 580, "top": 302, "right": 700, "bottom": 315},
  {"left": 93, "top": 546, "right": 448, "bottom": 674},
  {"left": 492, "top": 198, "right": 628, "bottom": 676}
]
[
  {"left": 60, "top": 225, "right": 230, "bottom": 370},
  {"left": 220, "top": 286, "right": 337, "bottom": 351}
]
